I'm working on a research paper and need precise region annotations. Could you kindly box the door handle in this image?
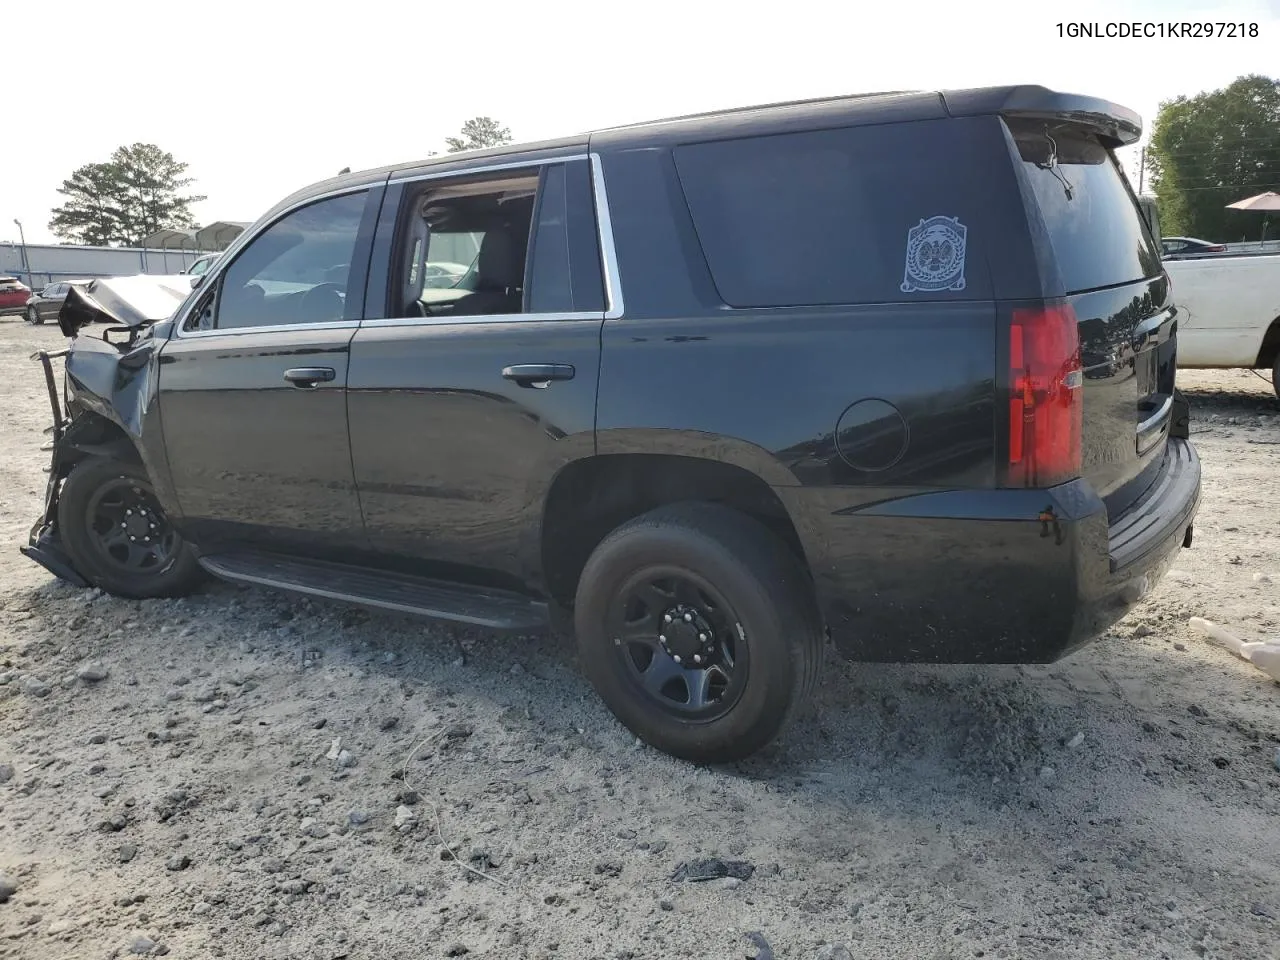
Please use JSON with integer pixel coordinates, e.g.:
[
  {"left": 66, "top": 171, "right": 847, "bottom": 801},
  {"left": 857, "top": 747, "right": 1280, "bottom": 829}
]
[
  {"left": 501, "top": 363, "right": 575, "bottom": 388},
  {"left": 283, "top": 367, "right": 336, "bottom": 388}
]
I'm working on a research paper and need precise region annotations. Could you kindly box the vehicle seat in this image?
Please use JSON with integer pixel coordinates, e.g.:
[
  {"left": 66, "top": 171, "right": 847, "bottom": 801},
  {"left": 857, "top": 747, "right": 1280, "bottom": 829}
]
[{"left": 450, "top": 228, "right": 522, "bottom": 316}]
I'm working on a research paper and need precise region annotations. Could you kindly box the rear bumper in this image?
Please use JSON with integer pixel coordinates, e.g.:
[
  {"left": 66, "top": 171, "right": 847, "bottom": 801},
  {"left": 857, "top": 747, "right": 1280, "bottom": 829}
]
[{"left": 783, "top": 438, "right": 1201, "bottom": 663}]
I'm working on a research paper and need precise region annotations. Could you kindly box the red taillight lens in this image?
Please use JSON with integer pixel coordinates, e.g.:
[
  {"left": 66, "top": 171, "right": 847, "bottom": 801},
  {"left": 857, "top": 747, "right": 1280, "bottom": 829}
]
[
  {"left": 1208, "top": 245, "right": 1226, "bottom": 252},
  {"left": 1007, "top": 304, "right": 1083, "bottom": 488}
]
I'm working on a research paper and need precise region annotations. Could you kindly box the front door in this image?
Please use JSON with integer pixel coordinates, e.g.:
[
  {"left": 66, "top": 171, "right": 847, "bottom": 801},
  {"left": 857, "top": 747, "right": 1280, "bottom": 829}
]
[
  {"left": 158, "top": 186, "right": 382, "bottom": 557},
  {"left": 348, "top": 157, "right": 605, "bottom": 590}
]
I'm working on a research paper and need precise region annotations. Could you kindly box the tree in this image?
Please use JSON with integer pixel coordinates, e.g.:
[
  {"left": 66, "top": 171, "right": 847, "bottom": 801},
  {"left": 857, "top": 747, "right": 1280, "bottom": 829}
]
[
  {"left": 49, "top": 143, "right": 206, "bottom": 247},
  {"left": 445, "top": 117, "right": 513, "bottom": 153},
  {"left": 1146, "top": 75, "right": 1280, "bottom": 240}
]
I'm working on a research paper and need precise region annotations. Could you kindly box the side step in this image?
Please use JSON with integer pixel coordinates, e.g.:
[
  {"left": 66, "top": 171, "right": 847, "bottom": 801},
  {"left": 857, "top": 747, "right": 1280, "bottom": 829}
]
[{"left": 198, "top": 552, "right": 548, "bottom": 632}]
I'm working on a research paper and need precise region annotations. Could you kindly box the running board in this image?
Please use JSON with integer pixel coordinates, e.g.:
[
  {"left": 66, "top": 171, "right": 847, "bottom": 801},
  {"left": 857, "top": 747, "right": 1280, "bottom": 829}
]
[{"left": 198, "top": 552, "right": 548, "bottom": 632}]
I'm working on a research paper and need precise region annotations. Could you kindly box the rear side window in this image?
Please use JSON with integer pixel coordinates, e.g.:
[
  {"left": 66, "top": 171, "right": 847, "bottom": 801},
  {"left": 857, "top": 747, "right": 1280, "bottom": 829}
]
[
  {"left": 1008, "top": 119, "right": 1161, "bottom": 294},
  {"left": 672, "top": 118, "right": 1004, "bottom": 308},
  {"left": 526, "top": 163, "right": 573, "bottom": 314}
]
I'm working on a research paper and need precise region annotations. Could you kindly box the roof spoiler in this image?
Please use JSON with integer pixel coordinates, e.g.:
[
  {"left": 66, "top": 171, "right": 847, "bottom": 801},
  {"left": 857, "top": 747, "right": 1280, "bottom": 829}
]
[{"left": 941, "top": 85, "right": 1142, "bottom": 147}]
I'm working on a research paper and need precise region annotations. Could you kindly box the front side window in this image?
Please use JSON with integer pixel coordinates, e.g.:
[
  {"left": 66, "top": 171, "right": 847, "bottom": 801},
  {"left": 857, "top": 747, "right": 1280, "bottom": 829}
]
[{"left": 187, "top": 190, "right": 368, "bottom": 331}]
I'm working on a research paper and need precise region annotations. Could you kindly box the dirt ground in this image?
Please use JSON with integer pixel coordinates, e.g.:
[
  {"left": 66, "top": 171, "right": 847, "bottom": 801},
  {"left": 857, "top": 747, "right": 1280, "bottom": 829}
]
[{"left": 0, "top": 318, "right": 1277, "bottom": 960}]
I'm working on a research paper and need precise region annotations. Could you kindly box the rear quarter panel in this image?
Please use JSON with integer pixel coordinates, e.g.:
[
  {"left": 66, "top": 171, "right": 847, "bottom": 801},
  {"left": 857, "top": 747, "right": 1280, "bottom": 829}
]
[{"left": 591, "top": 126, "right": 1015, "bottom": 634}]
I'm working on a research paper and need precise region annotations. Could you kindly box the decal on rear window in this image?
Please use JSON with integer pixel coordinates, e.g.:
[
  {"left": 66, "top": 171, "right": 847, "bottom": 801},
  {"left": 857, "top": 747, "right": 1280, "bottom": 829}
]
[{"left": 901, "top": 216, "right": 967, "bottom": 293}]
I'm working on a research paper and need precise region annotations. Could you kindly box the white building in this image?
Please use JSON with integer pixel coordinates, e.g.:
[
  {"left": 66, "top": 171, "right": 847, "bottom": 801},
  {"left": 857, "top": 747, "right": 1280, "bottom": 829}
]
[{"left": 1, "top": 221, "right": 250, "bottom": 288}]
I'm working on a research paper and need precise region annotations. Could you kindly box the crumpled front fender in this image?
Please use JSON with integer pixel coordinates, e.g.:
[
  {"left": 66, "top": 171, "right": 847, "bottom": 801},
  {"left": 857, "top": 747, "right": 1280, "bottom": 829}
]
[
  {"left": 58, "top": 331, "right": 183, "bottom": 523},
  {"left": 64, "top": 334, "right": 157, "bottom": 440}
]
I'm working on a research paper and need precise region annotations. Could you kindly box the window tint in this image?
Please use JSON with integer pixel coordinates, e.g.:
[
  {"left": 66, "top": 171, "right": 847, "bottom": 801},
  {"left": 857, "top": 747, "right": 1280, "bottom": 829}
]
[
  {"left": 527, "top": 164, "right": 573, "bottom": 314},
  {"left": 673, "top": 119, "right": 999, "bottom": 308},
  {"left": 1009, "top": 120, "right": 1161, "bottom": 293},
  {"left": 195, "top": 190, "right": 368, "bottom": 331},
  {"left": 564, "top": 160, "right": 605, "bottom": 312}
]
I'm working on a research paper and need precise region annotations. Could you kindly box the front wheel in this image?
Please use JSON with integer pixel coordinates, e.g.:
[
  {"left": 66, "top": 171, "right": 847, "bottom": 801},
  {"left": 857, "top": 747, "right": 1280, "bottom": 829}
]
[
  {"left": 574, "top": 503, "right": 823, "bottom": 764},
  {"left": 57, "top": 456, "right": 204, "bottom": 599},
  {"left": 26, "top": 306, "right": 40, "bottom": 325}
]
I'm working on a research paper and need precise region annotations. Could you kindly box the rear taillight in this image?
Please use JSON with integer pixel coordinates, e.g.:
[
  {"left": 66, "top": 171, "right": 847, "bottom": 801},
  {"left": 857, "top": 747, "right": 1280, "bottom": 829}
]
[
  {"left": 1006, "top": 303, "right": 1083, "bottom": 488},
  {"left": 1207, "top": 245, "right": 1226, "bottom": 253}
]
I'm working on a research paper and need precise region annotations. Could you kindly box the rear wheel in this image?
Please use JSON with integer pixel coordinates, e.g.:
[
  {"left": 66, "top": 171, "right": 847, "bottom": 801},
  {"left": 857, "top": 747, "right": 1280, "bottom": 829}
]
[
  {"left": 1273, "top": 355, "right": 1279, "bottom": 401},
  {"left": 57, "top": 456, "right": 203, "bottom": 599},
  {"left": 573, "top": 503, "right": 822, "bottom": 764},
  {"left": 26, "top": 306, "right": 40, "bottom": 325}
]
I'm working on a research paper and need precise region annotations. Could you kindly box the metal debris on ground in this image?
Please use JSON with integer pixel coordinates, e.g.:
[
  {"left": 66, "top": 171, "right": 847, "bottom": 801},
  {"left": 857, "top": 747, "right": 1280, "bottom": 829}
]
[
  {"left": 671, "top": 858, "right": 755, "bottom": 882},
  {"left": 744, "top": 931, "right": 775, "bottom": 960}
]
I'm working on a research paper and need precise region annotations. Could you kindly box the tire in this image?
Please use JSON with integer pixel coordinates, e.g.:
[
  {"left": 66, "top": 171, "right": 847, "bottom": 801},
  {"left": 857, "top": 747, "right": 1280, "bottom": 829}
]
[
  {"left": 26, "top": 305, "right": 41, "bottom": 325},
  {"left": 57, "top": 456, "right": 204, "bottom": 599},
  {"left": 1273, "top": 355, "right": 1280, "bottom": 402},
  {"left": 573, "top": 502, "right": 822, "bottom": 764}
]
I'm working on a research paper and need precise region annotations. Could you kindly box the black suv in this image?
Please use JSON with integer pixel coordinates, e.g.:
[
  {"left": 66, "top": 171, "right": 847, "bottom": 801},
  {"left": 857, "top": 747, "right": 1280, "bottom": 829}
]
[{"left": 23, "top": 86, "right": 1201, "bottom": 764}]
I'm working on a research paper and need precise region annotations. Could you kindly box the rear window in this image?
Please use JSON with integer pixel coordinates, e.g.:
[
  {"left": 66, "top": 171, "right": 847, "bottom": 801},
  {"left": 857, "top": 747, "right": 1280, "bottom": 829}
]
[
  {"left": 1008, "top": 119, "right": 1161, "bottom": 293},
  {"left": 673, "top": 118, "right": 1004, "bottom": 308}
]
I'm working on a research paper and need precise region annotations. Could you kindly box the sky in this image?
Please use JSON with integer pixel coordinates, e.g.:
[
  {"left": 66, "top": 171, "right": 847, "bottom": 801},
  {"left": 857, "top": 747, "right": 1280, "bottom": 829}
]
[{"left": 2, "top": 0, "right": 1278, "bottom": 245}]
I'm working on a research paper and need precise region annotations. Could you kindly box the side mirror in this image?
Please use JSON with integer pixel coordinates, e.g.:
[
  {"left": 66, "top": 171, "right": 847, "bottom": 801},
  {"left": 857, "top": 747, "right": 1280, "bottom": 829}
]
[{"left": 190, "top": 274, "right": 204, "bottom": 290}]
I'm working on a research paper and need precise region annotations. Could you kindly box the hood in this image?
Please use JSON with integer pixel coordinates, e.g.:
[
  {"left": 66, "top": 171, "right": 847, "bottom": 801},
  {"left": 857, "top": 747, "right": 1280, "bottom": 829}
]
[{"left": 59, "top": 274, "right": 193, "bottom": 337}]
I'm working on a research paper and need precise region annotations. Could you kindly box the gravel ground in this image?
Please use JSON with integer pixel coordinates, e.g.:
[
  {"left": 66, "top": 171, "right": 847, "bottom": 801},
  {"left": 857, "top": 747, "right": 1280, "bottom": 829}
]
[{"left": 1, "top": 319, "right": 1278, "bottom": 960}]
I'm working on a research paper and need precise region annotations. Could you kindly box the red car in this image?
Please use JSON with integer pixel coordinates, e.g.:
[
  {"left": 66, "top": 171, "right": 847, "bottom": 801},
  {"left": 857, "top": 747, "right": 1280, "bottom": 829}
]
[{"left": 0, "top": 276, "right": 31, "bottom": 317}]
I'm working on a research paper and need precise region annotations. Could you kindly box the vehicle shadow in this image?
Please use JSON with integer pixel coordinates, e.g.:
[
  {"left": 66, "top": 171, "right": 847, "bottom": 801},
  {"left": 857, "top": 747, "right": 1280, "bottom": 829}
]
[
  {"left": 1181, "top": 377, "right": 1278, "bottom": 414},
  {"left": 17, "top": 570, "right": 1280, "bottom": 940}
]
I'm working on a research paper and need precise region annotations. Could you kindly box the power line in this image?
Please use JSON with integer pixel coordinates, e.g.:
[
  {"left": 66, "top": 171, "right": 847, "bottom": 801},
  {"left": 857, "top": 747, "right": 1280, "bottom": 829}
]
[
  {"left": 1161, "top": 182, "right": 1280, "bottom": 193},
  {"left": 1147, "top": 132, "right": 1280, "bottom": 147},
  {"left": 1147, "top": 163, "right": 1280, "bottom": 177}
]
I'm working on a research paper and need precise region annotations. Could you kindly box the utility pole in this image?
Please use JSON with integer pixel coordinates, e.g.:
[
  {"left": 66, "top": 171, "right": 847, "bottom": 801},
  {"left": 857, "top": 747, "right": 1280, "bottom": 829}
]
[{"left": 12, "top": 219, "right": 30, "bottom": 287}]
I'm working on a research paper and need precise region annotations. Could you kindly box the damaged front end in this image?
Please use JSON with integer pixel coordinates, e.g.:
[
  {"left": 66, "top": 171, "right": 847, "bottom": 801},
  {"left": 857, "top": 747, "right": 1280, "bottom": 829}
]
[
  {"left": 20, "top": 277, "right": 190, "bottom": 586},
  {"left": 20, "top": 346, "right": 89, "bottom": 586}
]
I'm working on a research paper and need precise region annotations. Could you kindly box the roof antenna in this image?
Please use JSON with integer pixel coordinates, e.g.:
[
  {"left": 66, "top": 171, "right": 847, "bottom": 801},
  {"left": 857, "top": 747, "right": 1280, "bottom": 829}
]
[{"left": 1036, "top": 127, "right": 1074, "bottom": 201}]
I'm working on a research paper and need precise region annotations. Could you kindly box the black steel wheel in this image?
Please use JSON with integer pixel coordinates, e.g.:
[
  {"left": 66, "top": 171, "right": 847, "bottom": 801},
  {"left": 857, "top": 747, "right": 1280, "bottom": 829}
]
[
  {"left": 575, "top": 502, "right": 823, "bottom": 764},
  {"left": 611, "top": 570, "right": 747, "bottom": 721},
  {"left": 57, "top": 456, "right": 204, "bottom": 599},
  {"left": 83, "top": 476, "right": 180, "bottom": 576}
]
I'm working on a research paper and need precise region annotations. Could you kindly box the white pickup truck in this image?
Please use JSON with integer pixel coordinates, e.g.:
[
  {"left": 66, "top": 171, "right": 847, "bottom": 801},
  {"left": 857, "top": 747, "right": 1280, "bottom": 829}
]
[{"left": 1164, "top": 252, "right": 1280, "bottom": 399}]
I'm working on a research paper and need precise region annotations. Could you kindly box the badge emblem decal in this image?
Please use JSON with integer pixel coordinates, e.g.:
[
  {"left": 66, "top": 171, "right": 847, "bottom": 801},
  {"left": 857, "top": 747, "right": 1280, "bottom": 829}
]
[{"left": 901, "top": 216, "right": 967, "bottom": 293}]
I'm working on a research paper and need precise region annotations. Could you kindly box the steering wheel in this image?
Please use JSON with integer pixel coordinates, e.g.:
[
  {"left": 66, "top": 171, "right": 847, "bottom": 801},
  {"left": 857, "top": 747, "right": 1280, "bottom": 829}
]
[{"left": 300, "top": 282, "right": 346, "bottom": 323}]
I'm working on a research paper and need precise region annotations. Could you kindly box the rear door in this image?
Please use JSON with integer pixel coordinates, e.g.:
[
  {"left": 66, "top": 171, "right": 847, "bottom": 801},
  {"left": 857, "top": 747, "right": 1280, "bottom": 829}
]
[
  {"left": 1007, "top": 119, "right": 1172, "bottom": 507},
  {"left": 347, "top": 155, "right": 604, "bottom": 590},
  {"left": 158, "top": 186, "right": 382, "bottom": 557}
]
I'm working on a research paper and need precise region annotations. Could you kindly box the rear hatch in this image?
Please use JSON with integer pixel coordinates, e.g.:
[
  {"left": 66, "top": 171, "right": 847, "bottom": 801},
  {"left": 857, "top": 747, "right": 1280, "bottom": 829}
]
[{"left": 1004, "top": 116, "right": 1174, "bottom": 512}]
